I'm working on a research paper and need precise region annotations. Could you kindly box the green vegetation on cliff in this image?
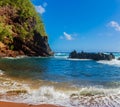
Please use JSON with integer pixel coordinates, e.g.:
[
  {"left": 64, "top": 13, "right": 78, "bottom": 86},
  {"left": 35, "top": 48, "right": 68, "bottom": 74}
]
[
  {"left": 0, "top": 0, "right": 53, "bottom": 57},
  {"left": 0, "top": 0, "right": 47, "bottom": 46}
]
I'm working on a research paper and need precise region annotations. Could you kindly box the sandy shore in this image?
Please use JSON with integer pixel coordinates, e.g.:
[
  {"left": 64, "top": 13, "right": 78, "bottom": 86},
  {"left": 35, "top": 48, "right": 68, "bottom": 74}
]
[{"left": 0, "top": 102, "right": 62, "bottom": 107}]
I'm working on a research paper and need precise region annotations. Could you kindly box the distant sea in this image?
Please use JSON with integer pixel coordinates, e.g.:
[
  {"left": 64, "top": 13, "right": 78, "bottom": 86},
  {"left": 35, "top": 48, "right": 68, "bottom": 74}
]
[{"left": 0, "top": 52, "right": 120, "bottom": 107}]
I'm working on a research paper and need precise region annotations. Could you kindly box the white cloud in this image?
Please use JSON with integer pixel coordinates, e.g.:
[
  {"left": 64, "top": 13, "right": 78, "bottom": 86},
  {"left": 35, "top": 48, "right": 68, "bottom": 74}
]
[
  {"left": 35, "top": 2, "right": 48, "bottom": 15},
  {"left": 63, "top": 32, "right": 73, "bottom": 40},
  {"left": 35, "top": 5, "right": 45, "bottom": 14},
  {"left": 60, "top": 32, "right": 79, "bottom": 40},
  {"left": 108, "top": 21, "right": 120, "bottom": 31}
]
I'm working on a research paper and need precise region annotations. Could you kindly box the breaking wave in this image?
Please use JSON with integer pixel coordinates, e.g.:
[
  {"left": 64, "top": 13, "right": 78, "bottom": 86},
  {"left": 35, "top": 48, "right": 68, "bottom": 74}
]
[
  {"left": 0, "top": 79, "right": 120, "bottom": 107},
  {"left": 97, "top": 59, "right": 120, "bottom": 67},
  {"left": 16, "top": 86, "right": 120, "bottom": 107}
]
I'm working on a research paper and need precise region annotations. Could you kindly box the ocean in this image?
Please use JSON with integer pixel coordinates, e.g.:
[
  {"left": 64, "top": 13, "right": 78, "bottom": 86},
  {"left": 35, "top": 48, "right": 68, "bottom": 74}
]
[{"left": 0, "top": 52, "right": 120, "bottom": 107}]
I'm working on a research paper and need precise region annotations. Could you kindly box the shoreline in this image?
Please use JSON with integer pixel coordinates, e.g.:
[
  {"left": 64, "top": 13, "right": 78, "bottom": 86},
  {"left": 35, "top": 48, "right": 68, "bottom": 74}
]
[{"left": 0, "top": 101, "right": 62, "bottom": 107}]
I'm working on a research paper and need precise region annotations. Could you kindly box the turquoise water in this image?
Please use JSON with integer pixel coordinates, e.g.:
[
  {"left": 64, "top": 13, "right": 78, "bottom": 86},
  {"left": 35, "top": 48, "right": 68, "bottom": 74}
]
[{"left": 0, "top": 52, "right": 120, "bottom": 107}]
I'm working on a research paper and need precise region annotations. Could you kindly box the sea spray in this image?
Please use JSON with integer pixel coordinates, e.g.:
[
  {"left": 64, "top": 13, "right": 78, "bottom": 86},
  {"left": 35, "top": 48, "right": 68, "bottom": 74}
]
[{"left": 97, "top": 59, "right": 120, "bottom": 67}]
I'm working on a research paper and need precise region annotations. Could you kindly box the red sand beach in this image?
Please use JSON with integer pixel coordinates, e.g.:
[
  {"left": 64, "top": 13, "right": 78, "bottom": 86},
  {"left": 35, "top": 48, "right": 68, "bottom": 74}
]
[{"left": 0, "top": 102, "right": 62, "bottom": 107}]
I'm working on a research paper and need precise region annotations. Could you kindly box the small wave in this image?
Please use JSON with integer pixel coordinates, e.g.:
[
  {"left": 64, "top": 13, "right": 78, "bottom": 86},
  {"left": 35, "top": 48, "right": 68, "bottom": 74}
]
[
  {"left": 54, "top": 52, "right": 69, "bottom": 59},
  {"left": 0, "top": 78, "right": 30, "bottom": 95},
  {"left": 54, "top": 56, "right": 68, "bottom": 59},
  {"left": 55, "top": 53, "right": 64, "bottom": 56},
  {"left": 3, "top": 56, "right": 27, "bottom": 59},
  {"left": 15, "top": 56, "right": 27, "bottom": 59},
  {"left": 97, "top": 59, "right": 120, "bottom": 67}
]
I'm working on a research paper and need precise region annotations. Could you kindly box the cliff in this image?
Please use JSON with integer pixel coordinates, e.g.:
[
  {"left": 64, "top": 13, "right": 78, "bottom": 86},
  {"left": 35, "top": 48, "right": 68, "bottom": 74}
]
[{"left": 0, "top": 0, "right": 53, "bottom": 57}]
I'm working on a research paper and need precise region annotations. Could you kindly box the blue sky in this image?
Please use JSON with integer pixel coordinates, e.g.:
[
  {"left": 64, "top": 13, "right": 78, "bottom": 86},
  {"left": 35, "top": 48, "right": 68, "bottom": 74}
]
[{"left": 32, "top": 0, "right": 120, "bottom": 52}]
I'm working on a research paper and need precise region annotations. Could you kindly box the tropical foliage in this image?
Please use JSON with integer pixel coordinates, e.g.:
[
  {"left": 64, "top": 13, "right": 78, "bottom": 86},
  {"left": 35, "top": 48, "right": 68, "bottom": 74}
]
[{"left": 0, "top": 0, "right": 47, "bottom": 45}]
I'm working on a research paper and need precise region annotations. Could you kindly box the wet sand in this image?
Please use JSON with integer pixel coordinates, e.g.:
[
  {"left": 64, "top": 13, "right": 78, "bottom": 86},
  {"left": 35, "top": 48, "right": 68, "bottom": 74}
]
[{"left": 0, "top": 102, "right": 62, "bottom": 107}]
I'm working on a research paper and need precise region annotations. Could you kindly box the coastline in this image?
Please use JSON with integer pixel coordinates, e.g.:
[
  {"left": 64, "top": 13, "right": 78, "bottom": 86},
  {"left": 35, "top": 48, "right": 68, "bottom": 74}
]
[{"left": 0, "top": 101, "right": 62, "bottom": 107}]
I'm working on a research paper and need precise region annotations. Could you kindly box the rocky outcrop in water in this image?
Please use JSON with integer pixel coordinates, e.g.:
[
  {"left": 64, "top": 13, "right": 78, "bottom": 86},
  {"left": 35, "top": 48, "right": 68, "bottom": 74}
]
[{"left": 69, "top": 50, "right": 115, "bottom": 61}]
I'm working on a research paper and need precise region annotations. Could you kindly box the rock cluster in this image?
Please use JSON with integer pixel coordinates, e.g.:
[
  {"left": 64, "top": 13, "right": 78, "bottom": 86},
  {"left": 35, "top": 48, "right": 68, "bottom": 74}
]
[{"left": 69, "top": 50, "right": 115, "bottom": 61}]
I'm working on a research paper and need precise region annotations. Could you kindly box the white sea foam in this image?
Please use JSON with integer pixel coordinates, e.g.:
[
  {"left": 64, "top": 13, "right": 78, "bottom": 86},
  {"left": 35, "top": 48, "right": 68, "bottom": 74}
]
[
  {"left": 22, "top": 86, "right": 70, "bottom": 106},
  {"left": 69, "top": 87, "right": 120, "bottom": 107},
  {"left": 3, "top": 56, "right": 27, "bottom": 59},
  {"left": 0, "top": 77, "right": 30, "bottom": 95},
  {"left": 0, "top": 74, "right": 120, "bottom": 107},
  {"left": 97, "top": 59, "right": 120, "bottom": 67},
  {"left": 19, "top": 86, "right": 120, "bottom": 107},
  {"left": 55, "top": 53, "right": 64, "bottom": 56},
  {"left": 1, "top": 85, "right": 120, "bottom": 107},
  {"left": 54, "top": 53, "right": 69, "bottom": 59},
  {"left": 54, "top": 56, "right": 68, "bottom": 59}
]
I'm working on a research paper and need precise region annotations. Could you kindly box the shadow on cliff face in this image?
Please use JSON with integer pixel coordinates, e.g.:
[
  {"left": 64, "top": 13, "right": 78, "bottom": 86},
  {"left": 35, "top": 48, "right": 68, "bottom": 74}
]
[{"left": 13, "top": 30, "right": 53, "bottom": 57}]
